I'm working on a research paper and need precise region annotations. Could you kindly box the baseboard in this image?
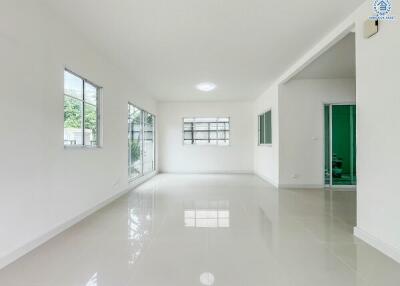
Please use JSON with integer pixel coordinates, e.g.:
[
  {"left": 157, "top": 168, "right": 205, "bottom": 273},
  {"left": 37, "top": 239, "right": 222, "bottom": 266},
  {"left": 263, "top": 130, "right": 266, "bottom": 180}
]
[
  {"left": 329, "top": 185, "right": 357, "bottom": 191},
  {"left": 354, "top": 227, "right": 400, "bottom": 264},
  {"left": 278, "top": 184, "right": 325, "bottom": 189},
  {"left": 278, "top": 184, "right": 356, "bottom": 191},
  {"left": 254, "top": 172, "right": 279, "bottom": 188},
  {"left": 160, "top": 170, "right": 254, "bottom": 175},
  {"left": 0, "top": 172, "right": 158, "bottom": 270}
]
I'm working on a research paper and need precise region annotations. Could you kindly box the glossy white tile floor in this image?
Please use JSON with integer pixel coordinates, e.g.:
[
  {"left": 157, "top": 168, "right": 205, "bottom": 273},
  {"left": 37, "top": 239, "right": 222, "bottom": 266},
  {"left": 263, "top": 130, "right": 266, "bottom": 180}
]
[{"left": 1, "top": 174, "right": 399, "bottom": 286}]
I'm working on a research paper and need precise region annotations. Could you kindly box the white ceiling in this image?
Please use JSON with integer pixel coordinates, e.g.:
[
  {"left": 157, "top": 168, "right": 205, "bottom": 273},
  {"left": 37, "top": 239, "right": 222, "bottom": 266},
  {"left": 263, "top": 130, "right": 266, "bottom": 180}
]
[
  {"left": 43, "top": 0, "right": 364, "bottom": 101},
  {"left": 294, "top": 33, "right": 355, "bottom": 79}
]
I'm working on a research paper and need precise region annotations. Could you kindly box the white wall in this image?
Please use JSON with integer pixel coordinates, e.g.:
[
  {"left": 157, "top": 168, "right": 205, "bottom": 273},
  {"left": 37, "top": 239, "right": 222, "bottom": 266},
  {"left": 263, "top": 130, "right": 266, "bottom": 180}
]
[
  {"left": 279, "top": 79, "right": 356, "bottom": 188},
  {"left": 354, "top": 2, "right": 400, "bottom": 262},
  {"left": 158, "top": 101, "right": 253, "bottom": 173},
  {"left": 253, "top": 86, "right": 280, "bottom": 186},
  {"left": 0, "top": 0, "right": 157, "bottom": 268}
]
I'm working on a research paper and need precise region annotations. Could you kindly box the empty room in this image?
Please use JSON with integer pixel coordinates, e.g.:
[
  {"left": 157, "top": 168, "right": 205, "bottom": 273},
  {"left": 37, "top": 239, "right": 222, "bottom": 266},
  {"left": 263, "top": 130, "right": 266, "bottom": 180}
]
[{"left": 0, "top": 0, "right": 399, "bottom": 285}]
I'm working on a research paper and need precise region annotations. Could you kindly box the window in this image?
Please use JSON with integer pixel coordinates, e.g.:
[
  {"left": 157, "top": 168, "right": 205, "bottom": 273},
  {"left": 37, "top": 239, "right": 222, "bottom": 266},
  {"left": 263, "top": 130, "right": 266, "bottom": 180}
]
[
  {"left": 258, "top": 110, "right": 272, "bottom": 145},
  {"left": 143, "top": 111, "right": 155, "bottom": 174},
  {"left": 64, "top": 70, "right": 101, "bottom": 147},
  {"left": 128, "top": 103, "right": 155, "bottom": 180},
  {"left": 183, "top": 117, "right": 230, "bottom": 146}
]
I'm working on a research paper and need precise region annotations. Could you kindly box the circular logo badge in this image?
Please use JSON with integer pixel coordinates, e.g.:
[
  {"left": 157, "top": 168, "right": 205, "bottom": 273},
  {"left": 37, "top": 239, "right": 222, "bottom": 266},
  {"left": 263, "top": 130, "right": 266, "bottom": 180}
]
[{"left": 373, "top": 0, "right": 392, "bottom": 16}]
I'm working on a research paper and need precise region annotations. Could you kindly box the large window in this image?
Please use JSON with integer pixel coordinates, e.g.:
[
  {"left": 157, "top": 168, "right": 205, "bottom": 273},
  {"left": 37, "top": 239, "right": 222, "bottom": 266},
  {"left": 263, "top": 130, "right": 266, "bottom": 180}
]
[
  {"left": 183, "top": 117, "right": 230, "bottom": 146},
  {"left": 64, "top": 70, "right": 101, "bottom": 147},
  {"left": 128, "top": 104, "right": 155, "bottom": 180},
  {"left": 258, "top": 110, "right": 272, "bottom": 145},
  {"left": 143, "top": 111, "right": 155, "bottom": 174}
]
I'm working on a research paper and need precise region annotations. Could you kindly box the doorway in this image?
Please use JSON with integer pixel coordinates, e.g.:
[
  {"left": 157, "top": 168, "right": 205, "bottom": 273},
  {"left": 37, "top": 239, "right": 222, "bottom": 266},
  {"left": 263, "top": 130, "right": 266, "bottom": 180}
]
[{"left": 324, "top": 104, "right": 356, "bottom": 187}]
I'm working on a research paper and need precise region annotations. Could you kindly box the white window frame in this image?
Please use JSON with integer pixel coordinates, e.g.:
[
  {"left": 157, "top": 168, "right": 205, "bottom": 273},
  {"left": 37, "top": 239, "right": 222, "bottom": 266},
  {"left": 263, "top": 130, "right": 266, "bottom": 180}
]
[
  {"left": 128, "top": 102, "right": 156, "bottom": 182},
  {"left": 258, "top": 109, "right": 272, "bottom": 146},
  {"left": 63, "top": 68, "right": 102, "bottom": 149},
  {"left": 182, "top": 117, "right": 231, "bottom": 146}
]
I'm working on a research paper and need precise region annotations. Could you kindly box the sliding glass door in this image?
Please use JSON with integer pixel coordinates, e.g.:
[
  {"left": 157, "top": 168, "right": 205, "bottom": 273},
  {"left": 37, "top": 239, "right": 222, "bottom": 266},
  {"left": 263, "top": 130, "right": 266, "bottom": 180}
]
[
  {"left": 128, "top": 104, "right": 155, "bottom": 180},
  {"left": 128, "top": 105, "right": 143, "bottom": 179},
  {"left": 324, "top": 105, "right": 331, "bottom": 186},
  {"left": 143, "top": 111, "right": 155, "bottom": 174},
  {"left": 324, "top": 104, "right": 356, "bottom": 187}
]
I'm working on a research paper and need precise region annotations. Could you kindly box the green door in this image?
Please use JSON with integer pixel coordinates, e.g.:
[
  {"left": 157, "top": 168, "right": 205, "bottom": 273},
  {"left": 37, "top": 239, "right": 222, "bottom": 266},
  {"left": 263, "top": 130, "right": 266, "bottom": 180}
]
[{"left": 325, "top": 104, "right": 357, "bottom": 186}]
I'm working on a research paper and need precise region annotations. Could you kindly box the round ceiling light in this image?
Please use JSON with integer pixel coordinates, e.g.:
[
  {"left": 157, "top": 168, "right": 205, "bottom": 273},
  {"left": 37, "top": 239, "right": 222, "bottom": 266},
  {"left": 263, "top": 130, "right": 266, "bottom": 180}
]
[
  {"left": 196, "top": 82, "right": 217, "bottom": 92},
  {"left": 200, "top": 272, "right": 215, "bottom": 286}
]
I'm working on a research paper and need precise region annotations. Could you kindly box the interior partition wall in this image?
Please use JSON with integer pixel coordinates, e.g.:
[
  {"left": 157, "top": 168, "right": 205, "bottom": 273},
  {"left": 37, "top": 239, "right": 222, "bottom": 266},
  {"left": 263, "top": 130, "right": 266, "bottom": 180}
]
[
  {"left": 324, "top": 104, "right": 356, "bottom": 187},
  {"left": 128, "top": 104, "right": 155, "bottom": 180}
]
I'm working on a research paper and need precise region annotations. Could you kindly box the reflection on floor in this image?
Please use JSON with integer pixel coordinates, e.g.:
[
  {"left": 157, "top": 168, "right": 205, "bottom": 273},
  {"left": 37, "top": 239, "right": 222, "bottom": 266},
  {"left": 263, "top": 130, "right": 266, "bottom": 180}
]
[
  {"left": 184, "top": 201, "right": 230, "bottom": 228},
  {"left": 0, "top": 174, "right": 399, "bottom": 286}
]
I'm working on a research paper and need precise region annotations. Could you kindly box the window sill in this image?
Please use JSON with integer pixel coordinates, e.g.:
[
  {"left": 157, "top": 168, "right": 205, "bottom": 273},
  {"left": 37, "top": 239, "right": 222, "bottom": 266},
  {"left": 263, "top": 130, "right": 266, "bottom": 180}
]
[
  {"left": 183, "top": 144, "right": 231, "bottom": 147},
  {"left": 258, "top": 144, "right": 272, "bottom": 147},
  {"left": 64, "top": 145, "right": 102, "bottom": 150}
]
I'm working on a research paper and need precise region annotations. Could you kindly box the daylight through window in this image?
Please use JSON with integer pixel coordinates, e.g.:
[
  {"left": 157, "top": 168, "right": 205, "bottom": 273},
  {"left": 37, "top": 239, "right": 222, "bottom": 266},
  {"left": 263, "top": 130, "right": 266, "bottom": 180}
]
[
  {"left": 128, "top": 104, "right": 156, "bottom": 180},
  {"left": 64, "top": 70, "right": 101, "bottom": 147},
  {"left": 258, "top": 110, "right": 272, "bottom": 145},
  {"left": 183, "top": 117, "right": 230, "bottom": 146}
]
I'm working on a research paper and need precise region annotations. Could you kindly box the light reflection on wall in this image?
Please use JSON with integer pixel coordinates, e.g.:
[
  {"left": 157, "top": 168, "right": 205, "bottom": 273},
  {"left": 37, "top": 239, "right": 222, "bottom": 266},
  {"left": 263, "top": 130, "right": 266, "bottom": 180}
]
[
  {"left": 184, "top": 201, "right": 230, "bottom": 228},
  {"left": 128, "top": 192, "right": 154, "bottom": 264}
]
